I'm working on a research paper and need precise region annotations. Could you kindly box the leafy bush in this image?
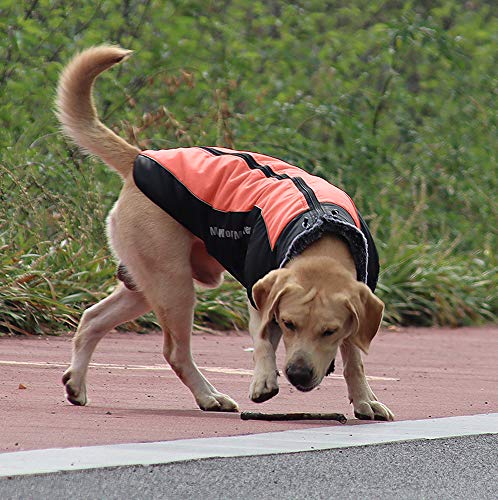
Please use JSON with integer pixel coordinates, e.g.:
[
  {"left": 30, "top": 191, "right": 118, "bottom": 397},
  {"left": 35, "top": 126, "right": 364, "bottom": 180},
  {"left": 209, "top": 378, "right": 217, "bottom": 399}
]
[{"left": 1, "top": 1, "right": 496, "bottom": 334}]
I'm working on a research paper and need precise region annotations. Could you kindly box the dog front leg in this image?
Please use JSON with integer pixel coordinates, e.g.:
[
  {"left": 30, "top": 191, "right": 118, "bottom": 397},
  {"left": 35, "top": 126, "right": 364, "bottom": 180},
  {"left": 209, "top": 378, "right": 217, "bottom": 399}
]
[
  {"left": 248, "top": 305, "right": 281, "bottom": 403},
  {"left": 340, "top": 339, "right": 394, "bottom": 421}
]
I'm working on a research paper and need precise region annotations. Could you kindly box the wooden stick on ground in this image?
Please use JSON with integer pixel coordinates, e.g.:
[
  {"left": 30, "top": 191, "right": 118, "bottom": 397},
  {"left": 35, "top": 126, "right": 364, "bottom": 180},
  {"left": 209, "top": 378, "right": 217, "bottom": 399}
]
[{"left": 240, "top": 411, "right": 347, "bottom": 423}]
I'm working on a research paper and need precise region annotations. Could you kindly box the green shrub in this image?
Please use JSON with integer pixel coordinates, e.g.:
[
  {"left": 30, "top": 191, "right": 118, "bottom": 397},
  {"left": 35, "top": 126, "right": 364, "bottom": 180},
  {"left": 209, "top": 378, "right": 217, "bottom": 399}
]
[{"left": 1, "top": 1, "right": 496, "bottom": 334}]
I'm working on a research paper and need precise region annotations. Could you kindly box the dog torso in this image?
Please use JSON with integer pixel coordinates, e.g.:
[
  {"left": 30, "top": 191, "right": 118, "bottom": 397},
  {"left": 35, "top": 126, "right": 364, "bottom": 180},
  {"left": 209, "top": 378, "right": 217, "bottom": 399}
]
[{"left": 132, "top": 146, "right": 379, "bottom": 302}]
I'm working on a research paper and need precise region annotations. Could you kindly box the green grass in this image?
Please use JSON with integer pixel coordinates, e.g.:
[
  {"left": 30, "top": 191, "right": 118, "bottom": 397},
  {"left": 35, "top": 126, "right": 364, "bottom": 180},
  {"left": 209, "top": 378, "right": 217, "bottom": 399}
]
[
  {"left": 378, "top": 242, "right": 496, "bottom": 327},
  {"left": 1, "top": 1, "right": 496, "bottom": 335}
]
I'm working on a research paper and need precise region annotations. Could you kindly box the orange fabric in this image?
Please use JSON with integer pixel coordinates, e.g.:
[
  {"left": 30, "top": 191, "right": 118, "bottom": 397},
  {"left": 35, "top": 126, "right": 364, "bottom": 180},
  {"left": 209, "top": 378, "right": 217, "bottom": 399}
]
[{"left": 141, "top": 147, "right": 360, "bottom": 249}]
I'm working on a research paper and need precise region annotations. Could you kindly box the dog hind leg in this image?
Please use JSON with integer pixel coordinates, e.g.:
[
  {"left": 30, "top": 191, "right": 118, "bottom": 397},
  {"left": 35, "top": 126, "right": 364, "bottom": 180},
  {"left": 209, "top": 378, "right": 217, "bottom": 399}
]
[
  {"left": 109, "top": 186, "right": 238, "bottom": 411},
  {"left": 62, "top": 283, "right": 150, "bottom": 406},
  {"left": 143, "top": 269, "right": 238, "bottom": 412}
]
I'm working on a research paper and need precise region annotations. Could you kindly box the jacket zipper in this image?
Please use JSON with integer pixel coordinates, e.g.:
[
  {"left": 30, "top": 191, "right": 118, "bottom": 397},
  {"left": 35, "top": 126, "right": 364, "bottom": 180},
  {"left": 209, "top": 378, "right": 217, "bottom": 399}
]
[
  {"left": 200, "top": 147, "right": 323, "bottom": 213},
  {"left": 201, "top": 147, "right": 274, "bottom": 178},
  {"left": 292, "top": 176, "right": 323, "bottom": 213}
]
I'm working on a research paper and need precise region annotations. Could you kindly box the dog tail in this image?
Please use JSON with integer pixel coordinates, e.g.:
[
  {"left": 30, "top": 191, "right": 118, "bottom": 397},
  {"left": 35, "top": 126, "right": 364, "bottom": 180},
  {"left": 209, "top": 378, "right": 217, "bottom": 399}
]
[{"left": 55, "top": 45, "right": 140, "bottom": 178}]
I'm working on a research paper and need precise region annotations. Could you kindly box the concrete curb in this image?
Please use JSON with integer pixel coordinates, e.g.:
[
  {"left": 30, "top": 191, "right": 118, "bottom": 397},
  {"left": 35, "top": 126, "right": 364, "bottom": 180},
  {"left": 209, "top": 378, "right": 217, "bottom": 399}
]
[{"left": 1, "top": 413, "right": 496, "bottom": 478}]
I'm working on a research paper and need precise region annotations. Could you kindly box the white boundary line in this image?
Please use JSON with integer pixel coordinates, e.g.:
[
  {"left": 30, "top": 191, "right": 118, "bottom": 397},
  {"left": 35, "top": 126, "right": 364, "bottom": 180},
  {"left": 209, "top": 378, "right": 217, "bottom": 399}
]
[
  {"left": 0, "top": 413, "right": 496, "bottom": 478},
  {"left": 0, "top": 359, "right": 399, "bottom": 381}
]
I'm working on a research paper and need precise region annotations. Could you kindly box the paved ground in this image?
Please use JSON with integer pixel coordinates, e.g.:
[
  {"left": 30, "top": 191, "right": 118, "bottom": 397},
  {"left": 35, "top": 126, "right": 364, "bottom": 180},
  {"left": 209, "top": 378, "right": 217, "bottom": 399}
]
[
  {"left": 0, "top": 326, "right": 496, "bottom": 452},
  {"left": 1, "top": 434, "right": 497, "bottom": 499}
]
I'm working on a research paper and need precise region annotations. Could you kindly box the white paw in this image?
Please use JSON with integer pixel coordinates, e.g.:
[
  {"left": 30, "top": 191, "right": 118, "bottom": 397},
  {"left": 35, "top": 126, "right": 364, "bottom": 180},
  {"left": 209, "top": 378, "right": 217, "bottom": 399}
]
[
  {"left": 197, "top": 392, "right": 239, "bottom": 412},
  {"left": 249, "top": 371, "right": 279, "bottom": 403},
  {"left": 354, "top": 400, "right": 394, "bottom": 421},
  {"left": 62, "top": 369, "right": 88, "bottom": 406}
]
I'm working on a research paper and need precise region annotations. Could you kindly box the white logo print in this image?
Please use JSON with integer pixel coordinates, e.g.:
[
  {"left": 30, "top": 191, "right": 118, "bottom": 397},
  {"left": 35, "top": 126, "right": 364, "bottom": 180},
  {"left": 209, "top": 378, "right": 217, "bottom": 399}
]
[{"left": 209, "top": 226, "right": 251, "bottom": 240}]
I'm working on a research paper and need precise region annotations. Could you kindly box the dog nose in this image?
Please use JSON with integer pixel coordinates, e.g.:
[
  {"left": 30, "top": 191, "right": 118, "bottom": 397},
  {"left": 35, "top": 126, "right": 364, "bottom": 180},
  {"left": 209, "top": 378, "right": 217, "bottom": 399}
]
[{"left": 286, "top": 360, "right": 314, "bottom": 388}]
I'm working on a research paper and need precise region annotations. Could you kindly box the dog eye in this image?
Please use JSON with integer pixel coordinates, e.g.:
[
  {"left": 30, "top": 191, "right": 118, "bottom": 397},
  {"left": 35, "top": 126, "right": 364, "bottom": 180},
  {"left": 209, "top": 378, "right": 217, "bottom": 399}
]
[
  {"left": 283, "top": 320, "right": 296, "bottom": 331},
  {"left": 322, "top": 328, "right": 337, "bottom": 337}
]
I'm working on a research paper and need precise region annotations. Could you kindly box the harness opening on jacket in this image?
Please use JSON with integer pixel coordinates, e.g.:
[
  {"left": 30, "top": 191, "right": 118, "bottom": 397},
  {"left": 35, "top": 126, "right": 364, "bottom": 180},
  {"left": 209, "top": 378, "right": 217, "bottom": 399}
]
[{"left": 130, "top": 147, "right": 380, "bottom": 307}]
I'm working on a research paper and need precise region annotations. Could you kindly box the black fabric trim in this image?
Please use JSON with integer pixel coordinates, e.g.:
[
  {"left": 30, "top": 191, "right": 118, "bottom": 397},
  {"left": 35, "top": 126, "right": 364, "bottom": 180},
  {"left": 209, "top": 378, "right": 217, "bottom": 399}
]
[
  {"left": 200, "top": 147, "right": 275, "bottom": 178},
  {"left": 277, "top": 206, "right": 370, "bottom": 289},
  {"left": 133, "top": 154, "right": 265, "bottom": 287},
  {"left": 358, "top": 212, "right": 380, "bottom": 292},
  {"left": 245, "top": 216, "right": 278, "bottom": 307},
  {"left": 200, "top": 147, "right": 322, "bottom": 213}
]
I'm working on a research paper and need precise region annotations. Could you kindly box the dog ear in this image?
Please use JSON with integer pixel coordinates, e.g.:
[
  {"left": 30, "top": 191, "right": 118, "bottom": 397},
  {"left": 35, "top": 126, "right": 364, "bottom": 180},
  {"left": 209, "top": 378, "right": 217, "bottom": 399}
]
[
  {"left": 346, "top": 284, "right": 384, "bottom": 354},
  {"left": 252, "top": 269, "right": 292, "bottom": 332}
]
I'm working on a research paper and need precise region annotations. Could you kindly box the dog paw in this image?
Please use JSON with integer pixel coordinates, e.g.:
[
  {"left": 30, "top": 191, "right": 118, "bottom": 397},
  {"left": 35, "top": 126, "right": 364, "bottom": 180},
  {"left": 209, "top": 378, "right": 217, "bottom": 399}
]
[
  {"left": 62, "top": 369, "right": 88, "bottom": 406},
  {"left": 198, "top": 392, "right": 239, "bottom": 412},
  {"left": 353, "top": 400, "right": 394, "bottom": 421},
  {"left": 249, "top": 372, "right": 279, "bottom": 403}
]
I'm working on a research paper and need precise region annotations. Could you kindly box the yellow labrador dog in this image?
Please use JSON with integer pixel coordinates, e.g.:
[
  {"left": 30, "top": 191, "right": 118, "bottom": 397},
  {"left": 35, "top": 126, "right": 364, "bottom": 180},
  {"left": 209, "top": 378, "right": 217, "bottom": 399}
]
[{"left": 56, "top": 46, "right": 393, "bottom": 421}]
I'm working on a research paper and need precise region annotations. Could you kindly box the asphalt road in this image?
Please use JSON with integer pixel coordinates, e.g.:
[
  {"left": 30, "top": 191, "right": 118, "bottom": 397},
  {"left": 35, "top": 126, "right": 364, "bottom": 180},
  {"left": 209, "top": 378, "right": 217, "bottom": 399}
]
[{"left": 1, "top": 434, "right": 496, "bottom": 500}]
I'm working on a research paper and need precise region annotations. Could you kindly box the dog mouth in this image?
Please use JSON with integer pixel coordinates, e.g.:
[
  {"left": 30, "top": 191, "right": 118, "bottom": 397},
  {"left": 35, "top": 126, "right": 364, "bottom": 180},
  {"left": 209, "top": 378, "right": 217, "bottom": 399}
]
[
  {"left": 293, "top": 382, "right": 319, "bottom": 392},
  {"left": 326, "top": 358, "right": 335, "bottom": 376}
]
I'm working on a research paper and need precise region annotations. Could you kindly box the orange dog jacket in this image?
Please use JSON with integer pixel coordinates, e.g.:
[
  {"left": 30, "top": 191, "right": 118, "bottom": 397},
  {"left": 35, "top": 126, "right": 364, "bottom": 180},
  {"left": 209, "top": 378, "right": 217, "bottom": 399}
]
[{"left": 133, "top": 147, "right": 379, "bottom": 305}]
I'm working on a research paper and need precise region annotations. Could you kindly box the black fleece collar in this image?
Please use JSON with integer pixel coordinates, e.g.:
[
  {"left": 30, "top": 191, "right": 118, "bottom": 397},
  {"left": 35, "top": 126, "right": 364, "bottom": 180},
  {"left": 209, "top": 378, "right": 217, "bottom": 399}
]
[{"left": 278, "top": 211, "right": 369, "bottom": 285}]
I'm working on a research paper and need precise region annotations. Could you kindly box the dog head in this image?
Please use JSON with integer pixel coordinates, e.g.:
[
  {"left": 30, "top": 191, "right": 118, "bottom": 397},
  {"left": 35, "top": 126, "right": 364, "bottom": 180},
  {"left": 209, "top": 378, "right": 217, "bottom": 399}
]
[{"left": 252, "top": 258, "right": 384, "bottom": 392}]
